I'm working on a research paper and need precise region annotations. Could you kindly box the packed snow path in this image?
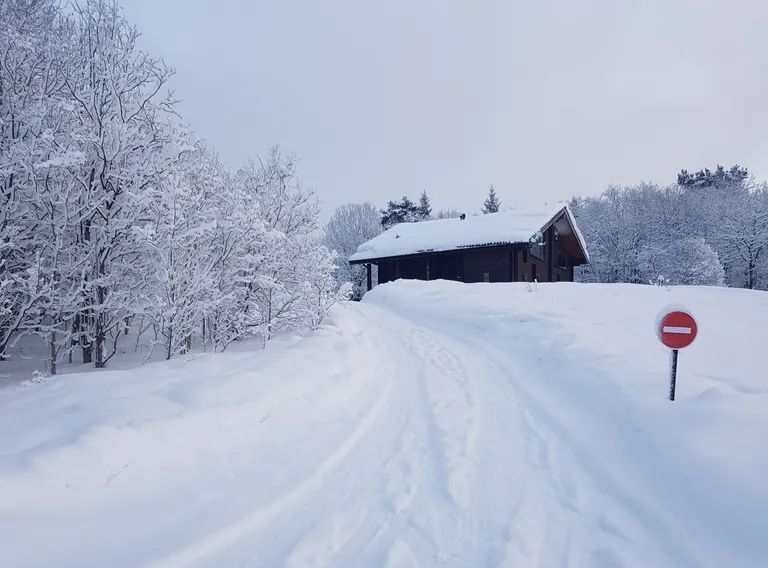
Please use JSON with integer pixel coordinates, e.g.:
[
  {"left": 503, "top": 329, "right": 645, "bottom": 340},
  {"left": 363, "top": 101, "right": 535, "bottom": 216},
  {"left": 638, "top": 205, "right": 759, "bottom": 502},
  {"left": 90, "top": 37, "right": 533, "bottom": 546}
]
[{"left": 1, "top": 281, "right": 766, "bottom": 567}]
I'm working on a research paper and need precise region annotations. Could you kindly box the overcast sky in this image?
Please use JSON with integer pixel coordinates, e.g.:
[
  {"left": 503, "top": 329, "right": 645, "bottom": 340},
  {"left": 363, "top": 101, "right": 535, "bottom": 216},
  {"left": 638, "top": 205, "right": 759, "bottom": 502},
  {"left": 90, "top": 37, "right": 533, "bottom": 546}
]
[{"left": 124, "top": 0, "right": 768, "bottom": 217}]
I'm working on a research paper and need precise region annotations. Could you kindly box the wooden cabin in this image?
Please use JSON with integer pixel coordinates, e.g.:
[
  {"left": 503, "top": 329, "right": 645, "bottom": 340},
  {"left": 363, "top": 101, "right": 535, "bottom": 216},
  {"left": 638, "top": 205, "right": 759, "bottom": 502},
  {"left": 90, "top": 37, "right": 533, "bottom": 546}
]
[{"left": 349, "top": 205, "right": 589, "bottom": 291}]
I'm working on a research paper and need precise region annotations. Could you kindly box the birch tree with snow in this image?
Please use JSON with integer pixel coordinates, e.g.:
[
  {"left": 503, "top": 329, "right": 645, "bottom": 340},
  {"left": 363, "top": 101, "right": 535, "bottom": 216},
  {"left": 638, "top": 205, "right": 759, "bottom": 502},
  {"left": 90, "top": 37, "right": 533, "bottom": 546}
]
[{"left": 324, "top": 202, "right": 382, "bottom": 299}]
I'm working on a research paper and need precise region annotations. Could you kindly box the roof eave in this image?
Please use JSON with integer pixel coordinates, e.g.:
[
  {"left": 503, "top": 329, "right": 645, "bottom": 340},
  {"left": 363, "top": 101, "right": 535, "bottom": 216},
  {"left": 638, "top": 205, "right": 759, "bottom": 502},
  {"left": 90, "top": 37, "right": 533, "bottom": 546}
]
[
  {"left": 547, "top": 205, "right": 590, "bottom": 264},
  {"left": 348, "top": 241, "right": 527, "bottom": 264}
]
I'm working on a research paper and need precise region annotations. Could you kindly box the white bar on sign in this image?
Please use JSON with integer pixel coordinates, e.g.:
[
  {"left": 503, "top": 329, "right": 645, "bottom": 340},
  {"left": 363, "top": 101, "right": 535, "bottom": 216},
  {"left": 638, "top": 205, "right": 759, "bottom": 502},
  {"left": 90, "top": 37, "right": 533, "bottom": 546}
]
[{"left": 663, "top": 326, "right": 692, "bottom": 334}]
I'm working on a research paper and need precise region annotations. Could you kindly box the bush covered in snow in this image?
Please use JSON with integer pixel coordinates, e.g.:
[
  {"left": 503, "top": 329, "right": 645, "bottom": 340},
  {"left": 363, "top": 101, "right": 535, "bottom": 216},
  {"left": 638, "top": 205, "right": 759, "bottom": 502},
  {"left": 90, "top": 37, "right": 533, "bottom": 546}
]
[{"left": 637, "top": 237, "right": 725, "bottom": 286}]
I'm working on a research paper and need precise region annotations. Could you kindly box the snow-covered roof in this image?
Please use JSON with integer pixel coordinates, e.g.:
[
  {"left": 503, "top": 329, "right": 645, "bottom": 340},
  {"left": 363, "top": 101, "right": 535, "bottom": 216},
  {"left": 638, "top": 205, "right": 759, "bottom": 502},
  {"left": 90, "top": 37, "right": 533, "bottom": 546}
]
[{"left": 350, "top": 204, "right": 587, "bottom": 263}]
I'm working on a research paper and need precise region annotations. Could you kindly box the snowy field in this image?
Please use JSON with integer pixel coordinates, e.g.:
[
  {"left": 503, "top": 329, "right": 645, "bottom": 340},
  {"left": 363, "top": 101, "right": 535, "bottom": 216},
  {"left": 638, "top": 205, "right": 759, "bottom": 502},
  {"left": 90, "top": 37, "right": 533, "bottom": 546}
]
[{"left": 1, "top": 280, "right": 767, "bottom": 567}]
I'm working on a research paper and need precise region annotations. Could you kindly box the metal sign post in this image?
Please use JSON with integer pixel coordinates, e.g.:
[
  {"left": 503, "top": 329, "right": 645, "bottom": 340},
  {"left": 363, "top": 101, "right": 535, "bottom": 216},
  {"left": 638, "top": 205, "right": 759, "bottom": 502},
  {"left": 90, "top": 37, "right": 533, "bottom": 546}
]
[
  {"left": 669, "top": 349, "right": 679, "bottom": 401},
  {"left": 657, "top": 309, "right": 698, "bottom": 402}
]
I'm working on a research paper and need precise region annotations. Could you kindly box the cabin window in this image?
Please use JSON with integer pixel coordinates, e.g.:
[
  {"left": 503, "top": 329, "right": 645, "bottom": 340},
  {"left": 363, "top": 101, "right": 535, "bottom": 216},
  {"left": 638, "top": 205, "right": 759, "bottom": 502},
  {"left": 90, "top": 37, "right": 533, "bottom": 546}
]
[
  {"left": 554, "top": 233, "right": 567, "bottom": 269},
  {"left": 529, "top": 230, "right": 545, "bottom": 260},
  {"left": 483, "top": 272, "right": 490, "bottom": 283},
  {"left": 531, "top": 264, "right": 537, "bottom": 281},
  {"left": 530, "top": 242, "right": 544, "bottom": 260},
  {"left": 522, "top": 249, "right": 528, "bottom": 264}
]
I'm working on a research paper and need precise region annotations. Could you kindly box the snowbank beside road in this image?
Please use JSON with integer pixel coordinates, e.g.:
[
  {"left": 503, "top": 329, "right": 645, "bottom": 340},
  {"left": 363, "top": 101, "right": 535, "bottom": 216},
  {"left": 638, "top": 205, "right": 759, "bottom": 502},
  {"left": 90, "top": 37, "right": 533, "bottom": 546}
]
[
  {"left": 0, "top": 309, "right": 391, "bottom": 567},
  {"left": 0, "top": 280, "right": 766, "bottom": 567}
]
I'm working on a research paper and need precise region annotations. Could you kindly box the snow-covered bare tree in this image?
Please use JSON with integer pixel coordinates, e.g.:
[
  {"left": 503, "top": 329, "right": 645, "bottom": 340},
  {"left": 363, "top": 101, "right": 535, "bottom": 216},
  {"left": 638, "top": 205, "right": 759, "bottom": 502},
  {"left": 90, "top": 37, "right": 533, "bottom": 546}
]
[
  {"left": 24, "top": 140, "right": 90, "bottom": 374},
  {"left": 324, "top": 202, "right": 381, "bottom": 299},
  {"left": 136, "top": 146, "right": 221, "bottom": 359},
  {"left": 203, "top": 168, "right": 264, "bottom": 352},
  {"left": 63, "top": 0, "right": 192, "bottom": 367},
  {"left": 570, "top": 185, "right": 649, "bottom": 283},
  {"left": 571, "top": 165, "right": 768, "bottom": 290},
  {"left": 295, "top": 240, "right": 352, "bottom": 329},
  {"left": 0, "top": 0, "right": 349, "bottom": 374},
  {"left": 436, "top": 209, "right": 462, "bottom": 219},
  {"left": 637, "top": 237, "right": 724, "bottom": 286},
  {"left": 710, "top": 185, "right": 768, "bottom": 289},
  {"left": 234, "top": 147, "right": 339, "bottom": 345},
  {"left": 0, "top": 0, "right": 68, "bottom": 359}
]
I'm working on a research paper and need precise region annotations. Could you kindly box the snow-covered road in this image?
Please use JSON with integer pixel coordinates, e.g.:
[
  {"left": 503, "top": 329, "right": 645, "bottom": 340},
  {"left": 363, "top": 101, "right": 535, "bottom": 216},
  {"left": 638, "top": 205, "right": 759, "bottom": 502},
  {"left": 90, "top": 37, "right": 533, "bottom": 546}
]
[{"left": 1, "top": 281, "right": 767, "bottom": 567}]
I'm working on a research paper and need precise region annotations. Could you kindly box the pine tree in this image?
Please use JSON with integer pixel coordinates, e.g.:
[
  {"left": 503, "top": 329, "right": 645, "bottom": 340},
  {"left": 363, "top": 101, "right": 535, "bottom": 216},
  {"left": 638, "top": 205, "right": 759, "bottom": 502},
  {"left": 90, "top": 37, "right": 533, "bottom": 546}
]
[
  {"left": 418, "top": 191, "right": 432, "bottom": 220},
  {"left": 380, "top": 196, "right": 420, "bottom": 228},
  {"left": 482, "top": 185, "right": 501, "bottom": 214},
  {"left": 677, "top": 164, "right": 748, "bottom": 189}
]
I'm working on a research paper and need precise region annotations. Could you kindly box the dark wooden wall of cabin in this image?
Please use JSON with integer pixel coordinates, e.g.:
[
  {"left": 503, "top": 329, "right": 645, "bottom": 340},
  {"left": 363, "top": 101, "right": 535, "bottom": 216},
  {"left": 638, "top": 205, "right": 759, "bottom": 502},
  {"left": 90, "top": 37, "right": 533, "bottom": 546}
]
[
  {"left": 461, "top": 248, "right": 513, "bottom": 283},
  {"left": 433, "top": 253, "right": 458, "bottom": 280},
  {"left": 370, "top": 229, "right": 579, "bottom": 287},
  {"left": 513, "top": 226, "right": 573, "bottom": 282},
  {"left": 398, "top": 258, "right": 425, "bottom": 279},
  {"left": 377, "top": 261, "right": 392, "bottom": 284}
]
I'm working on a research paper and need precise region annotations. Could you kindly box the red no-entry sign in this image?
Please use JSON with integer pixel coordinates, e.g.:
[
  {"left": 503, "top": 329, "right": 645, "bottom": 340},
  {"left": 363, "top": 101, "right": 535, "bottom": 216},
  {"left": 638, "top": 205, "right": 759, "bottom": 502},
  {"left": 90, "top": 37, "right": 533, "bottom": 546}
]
[
  {"left": 658, "top": 310, "right": 698, "bottom": 349},
  {"left": 657, "top": 308, "right": 698, "bottom": 401}
]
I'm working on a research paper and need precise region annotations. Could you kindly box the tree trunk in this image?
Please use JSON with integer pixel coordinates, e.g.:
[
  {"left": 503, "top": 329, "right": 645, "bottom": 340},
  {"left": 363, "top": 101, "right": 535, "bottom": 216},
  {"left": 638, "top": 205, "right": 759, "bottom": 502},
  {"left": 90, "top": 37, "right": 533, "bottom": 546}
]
[
  {"left": 0, "top": 336, "right": 9, "bottom": 361},
  {"left": 134, "top": 317, "right": 144, "bottom": 353},
  {"left": 166, "top": 327, "right": 173, "bottom": 360},
  {"left": 94, "top": 285, "right": 106, "bottom": 368},
  {"left": 81, "top": 315, "right": 93, "bottom": 364},
  {"left": 94, "top": 338, "right": 104, "bottom": 367},
  {"left": 82, "top": 344, "right": 93, "bottom": 363},
  {"left": 48, "top": 330, "right": 57, "bottom": 375},
  {"left": 68, "top": 321, "right": 74, "bottom": 364}
]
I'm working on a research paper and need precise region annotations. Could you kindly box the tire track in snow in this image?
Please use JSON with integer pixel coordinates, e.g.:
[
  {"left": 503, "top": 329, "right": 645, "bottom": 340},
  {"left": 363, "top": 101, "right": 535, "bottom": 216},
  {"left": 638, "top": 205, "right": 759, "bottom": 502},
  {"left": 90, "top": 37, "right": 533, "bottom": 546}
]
[
  {"left": 392, "top": 304, "right": 711, "bottom": 567},
  {"left": 354, "top": 305, "right": 478, "bottom": 564},
  {"left": 274, "top": 303, "right": 486, "bottom": 567},
  {"left": 402, "top": 325, "right": 477, "bottom": 509},
  {"left": 155, "top": 294, "right": 703, "bottom": 567},
  {"left": 147, "top": 364, "right": 396, "bottom": 568},
  {"left": 354, "top": 304, "right": 521, "bottom": 565},
  {"left": 149, "top": 304, "right": 446, "bottom": 567},
  {"left": 272, "top": 303, "right": 480, "bottom": 566}
]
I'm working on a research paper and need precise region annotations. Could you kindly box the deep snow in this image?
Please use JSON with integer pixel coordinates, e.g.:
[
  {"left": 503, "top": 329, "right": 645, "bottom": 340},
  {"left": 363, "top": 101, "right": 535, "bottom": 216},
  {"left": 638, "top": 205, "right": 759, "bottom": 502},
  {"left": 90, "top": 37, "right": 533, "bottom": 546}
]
[{"left": 1, "top": 281, "right": 766, "bottom": 567}]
